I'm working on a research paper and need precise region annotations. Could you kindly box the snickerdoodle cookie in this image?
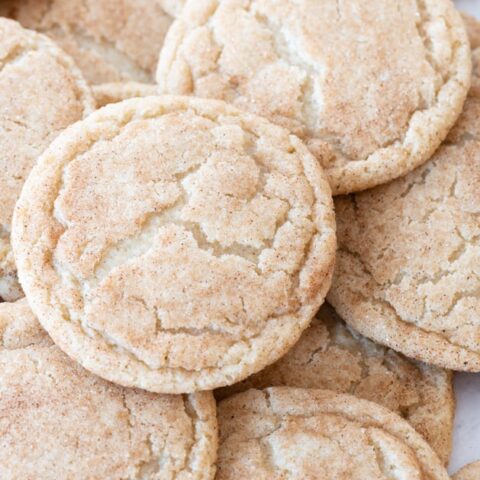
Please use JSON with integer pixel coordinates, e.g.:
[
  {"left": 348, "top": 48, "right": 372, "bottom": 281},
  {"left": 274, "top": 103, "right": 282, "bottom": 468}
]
[
  {"left": 216, "top": 303, "right": 454, "bottom": 464},
  {"left": 0, "top": 18, "right": 94, "bottom": 302},
  {"left": 0, "top": 0, "right": 185, "bottom": 84},
  {"left": 12, "top": 95, "right": 336, "bottom": 393},
  {"left": 0, "top": 300, "right": 217, "bottom": 480},
  {"left": 156, "top": 0, "right": 471, "bottom": 194},
  {"left": 216, "top": 387, "right": 449, "bottom": 479},
  {"left": 328, "top": 26, "right": 480, "bottom": 371},
  {"left": 93, "top": 82, "right": 159, "bottom": 107},
  {"left": 453, "top": 461, "right": 480, "bottom": 480}
]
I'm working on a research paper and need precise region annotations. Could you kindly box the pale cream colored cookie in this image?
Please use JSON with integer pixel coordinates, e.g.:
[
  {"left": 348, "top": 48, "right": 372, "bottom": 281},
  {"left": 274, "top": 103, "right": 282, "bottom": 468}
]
[
  {"left": 216, "top": 303, "right": 454, "bottom": 464},
  {"left": 12, "top": 95, "right": 336, "bottom": 393},
  {"left": 216, "top": 387, "right": 449, "bottom": 479},
  {"left": 93, "top": 82, "right": 159, "bottom": 108},
  {"left": 0, "top": 18, "right": 94, "bottom": 302},
  {"left": 327, "top": 24, "right": 480, "bottom": 371},
  {"left": 463, "top": 13, "right": 480, "bottom": 97},
  {"left": 454, "top": 461, "right": 480, "bottom": 480},
  {"left": 156, "top": 0, "right": 471, "bottom": 195},
  {"left": 0, "top": 0, "right": 185, "bottom": 84},
  {"left": 0, "top": 298, "right": 51, "bottom": 349},
  {"left": 0, "top": 300, "right": 218, "bottom": 479}
]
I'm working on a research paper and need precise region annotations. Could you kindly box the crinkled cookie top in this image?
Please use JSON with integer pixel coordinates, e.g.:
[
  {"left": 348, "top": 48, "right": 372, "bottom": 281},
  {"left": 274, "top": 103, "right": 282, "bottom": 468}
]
[
  {"left": 216, "top": 303, "right": 454, "bottom": 464},
  {"left": 216, "top": 387, "right": 449, "bottom": 479},
  {"left": 328, "top": 26, "right": 480, "bottom": 371},
  {"left": 157, "top": 0, "right": 471, "bottom": 194},
  {"left": 0, "top": 0, "right": 185, "bottom": 84},
  {"left": 12, "top": 95, "right": 336, "bottom": 393},
  {"left": 0, "top": 300, "right": 217, "bottom": 480},
  {"left": 0, "top": 18, "right": 94, "bottom": 302}
]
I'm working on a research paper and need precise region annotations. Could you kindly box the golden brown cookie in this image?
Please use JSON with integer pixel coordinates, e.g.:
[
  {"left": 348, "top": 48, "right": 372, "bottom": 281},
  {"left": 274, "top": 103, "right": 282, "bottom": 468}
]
[
  {"left": 328, "top": 22, "right": 480, "bottom": 371},
  {"left": 93, "top": 82, "right": 159, "bottom": 107},
  {"left": 0, "top": 18, "right": 94, "bottom": 302},
  {"left": 156, "top": 0, "right": 471, "bottom": 195},
  {"left": 0, "top": 300, "right": 218, "bottom": 479},
  {"left": 12, "top": 96, "right": 336, "bottom": 393},
  {"left": 216, "top": 387, "right": 449, "bottom": 479},
  {"left": 0, "top": 0, "right": 185, "bottom": 84},
  {"left": 453, "top": 461, "right": 480, "bottom": 480},
  {"left": 216, "top": 303, "right": 454, "bottom": 464}
]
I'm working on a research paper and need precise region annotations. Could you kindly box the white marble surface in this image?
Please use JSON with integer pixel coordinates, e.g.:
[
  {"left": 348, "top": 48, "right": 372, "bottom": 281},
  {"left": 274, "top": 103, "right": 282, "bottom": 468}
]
[
  {"left": 449, "top": 1, "right": 480, "bottom": 475},
  {"left": 451, "top": 374, "right": 480, "bottom": 473},
  {"left": 456, "top": 0, "right": 480, "bottom": 17}
]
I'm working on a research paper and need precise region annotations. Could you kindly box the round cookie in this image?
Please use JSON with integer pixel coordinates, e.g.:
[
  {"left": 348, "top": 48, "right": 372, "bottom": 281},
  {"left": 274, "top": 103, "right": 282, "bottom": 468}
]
[
  {"left": 216, "top": 387, "right": 449, "bottom": 479},
  {"left": 0, "top": 18, "right": 94, "bottom": 302},
  {"left": 93, "top": 82, "right": 159, "bottom": 107},
  {"left": 156, "top": 0, "right": 471, "bottom": 195},
  {"left": 453, "top": 461, "right": 480, "bottom": 480},
  {"left": 12, "top": 95, "right": 336, "bottom": 393},
  {"left": 216, "top": 303, "right": 454, "bottom": 464},
  {"left": 0, "top": 0, "right": 185, "bottom": 84},
  {"left": 327, "top": 27, "right": 480, "bottom": 371},
  {"left": 0, "top": 300, "right": 217, "bottom": 480}
]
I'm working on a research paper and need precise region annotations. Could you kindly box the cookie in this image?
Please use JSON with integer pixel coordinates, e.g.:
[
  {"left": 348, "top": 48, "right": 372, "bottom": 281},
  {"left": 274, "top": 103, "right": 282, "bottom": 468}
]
[
  {"left": 463, "top": 13, "right": 480, "bottom": 97},
  {"left": 0, "top": 0, "right": 185, "bottom": 84},
  {"left": 156, "top": 0, "right": 471, "bottom": 195},
  {"left": 454, "top": 461, "right": 480, "bottom": 480},
  {"left": 0, "top": 18, "right": 94, "bottom": 302},
  {"left": 216, "top": 387, "right": 449, "bottom": 479},
  {"left": 216, "top": 303, "right": 454, "bottom": 464},
  {"left": 93, "top": 82, "right": 159, "bottom": 107},
  {"left": 327, "top": 22, "right": 480, "bottom": 371},
  {"left": 12, "top": 95, "right": 336, "bottom": 393},
  {"left": 0, "top": 300, "right": 218, "bottom": 479}
]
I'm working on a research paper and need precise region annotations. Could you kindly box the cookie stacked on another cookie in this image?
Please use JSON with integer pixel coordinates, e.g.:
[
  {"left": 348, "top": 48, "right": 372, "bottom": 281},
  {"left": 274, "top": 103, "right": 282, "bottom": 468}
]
[
  {"left": 0, "top": 300, "right": 218, "bottom": 479},
  {"left": 216, "top": 388, "right": 450, "bottom": 479},
  {"left": 216, "top": 303, "right": 454, "bottom": 464},
  {"left": 0, "top": 17, "right": 95, "bottom": 302},
  {"left": 0, "top": 0, "right": 478, "bottom": 478},
  {"left": 328, "top": 21, "right": 480, "bottom": 371},
  {"left": 0, "top": 0, "right": 185, "bottom": 84},
  {"left": 157, "top": 0, "right": 471, "bottom": 194},
  {"left": 12, "top": 95, "right": 336, "bottom": 393}
]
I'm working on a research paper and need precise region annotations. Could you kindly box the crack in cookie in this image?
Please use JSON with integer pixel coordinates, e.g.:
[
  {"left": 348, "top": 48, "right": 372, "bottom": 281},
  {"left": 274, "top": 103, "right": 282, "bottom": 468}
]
[
  {"left": 0, "top": 300, "right": 218, "bottom": 480},
  {"left": 328, "top": 23, "right": 480, "bottom": 370},
  {"left": 0, "top": 18, "right": 94, "bottom": 302},
  {"left": 216, "top": 388, "right": 449, "bottom": 479},
  {"left": 157, "top": 0, "right": 471, "bottom": 194},
  {"left": 12, "top": 96, "right": 336, "bottom": 393}
]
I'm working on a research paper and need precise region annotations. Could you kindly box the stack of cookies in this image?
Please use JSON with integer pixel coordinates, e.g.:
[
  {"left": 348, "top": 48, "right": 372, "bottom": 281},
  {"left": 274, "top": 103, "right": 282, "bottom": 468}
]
[{"left": 0, "top": 0, "right": 478, "bottom": 478}]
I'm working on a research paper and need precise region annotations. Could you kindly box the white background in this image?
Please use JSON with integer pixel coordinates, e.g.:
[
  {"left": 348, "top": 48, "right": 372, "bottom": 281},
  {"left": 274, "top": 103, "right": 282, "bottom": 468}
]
[{"left": 449, "top": 1, "right": 480, "bottom": 475}]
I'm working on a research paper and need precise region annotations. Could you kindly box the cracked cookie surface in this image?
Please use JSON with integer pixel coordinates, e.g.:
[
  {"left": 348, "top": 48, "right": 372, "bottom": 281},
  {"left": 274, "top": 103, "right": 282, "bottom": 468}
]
[
  {"left": 0, "top": 18, "right": 94, "bottom": 302},
  {"left": 12, "top": 95, "right": 336, "bottom": 393},
  {"left": 453, "top": 461, "right": 480, "bottom": 480},
  {"left": 156, "top": 0, "right": 471, "bottom": 195},
  {"left": 327, "top": 20, "right": 480, "bottom": 371},
  {"left": 216, "top": 387, "right": 449, "bottom": 479},
  {"left": 0, "top": 0, "right": 185, "bottom": 84},
  {"left": 0, "top": 300, "right": 217, "bottom": 480},
  {"left": 216, "top": 303, "right": 454, "bottom": 464}
]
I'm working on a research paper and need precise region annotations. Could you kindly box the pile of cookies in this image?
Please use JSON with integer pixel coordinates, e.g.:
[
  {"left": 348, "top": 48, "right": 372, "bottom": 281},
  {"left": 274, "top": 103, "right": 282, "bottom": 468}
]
[{"left": 0, "top": 0, "right": 479, "bottom": 478}]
